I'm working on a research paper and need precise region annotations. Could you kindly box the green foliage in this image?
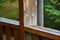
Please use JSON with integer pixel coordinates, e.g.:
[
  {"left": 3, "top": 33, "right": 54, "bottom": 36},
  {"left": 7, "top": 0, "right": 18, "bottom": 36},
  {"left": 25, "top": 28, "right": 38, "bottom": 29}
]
[
  {"left": 9, "top": 0, "right": 17, "bottom": 3},
  {"left": 51, "top": 0, "right": 57, "bottom": 4},
  {"left": 44, "top": 0, "right": 60, "bottom": 30},
  {"left": 0, "top": 0, "right": 16, "bottom": 3},
  {"left": 0, "top": 0, "right": 7, "bottom": 3},
  {"left": 0, "top": 0, "right": 17, "bottom": 9},
  {"left": 51, "top": 0, "right": 60, "bottom": 5}
]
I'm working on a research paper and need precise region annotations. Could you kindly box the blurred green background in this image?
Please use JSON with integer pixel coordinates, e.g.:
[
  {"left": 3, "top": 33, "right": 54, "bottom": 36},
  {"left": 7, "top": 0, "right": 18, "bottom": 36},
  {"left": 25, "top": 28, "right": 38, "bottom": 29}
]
[
  {"left": 0, "top": 0, "right": 19, "bottom": 20},
  {"left": 44, "top": 0, "right": 60, "bottom": 30}
]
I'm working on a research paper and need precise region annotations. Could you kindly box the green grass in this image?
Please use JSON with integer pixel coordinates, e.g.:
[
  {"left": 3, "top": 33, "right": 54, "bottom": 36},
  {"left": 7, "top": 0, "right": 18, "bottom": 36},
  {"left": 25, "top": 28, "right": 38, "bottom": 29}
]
[{"left": 0, "top": 1, "right": 19, "bottom": 20}]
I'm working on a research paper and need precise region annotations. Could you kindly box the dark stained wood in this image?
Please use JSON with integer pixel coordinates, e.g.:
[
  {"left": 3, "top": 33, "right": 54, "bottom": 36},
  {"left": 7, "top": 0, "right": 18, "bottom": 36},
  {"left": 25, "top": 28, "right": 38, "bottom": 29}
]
[
  {"left": 0, "top": 21, "right": 60, "bottom": 40},
  {"left": 31, "top": 34, "right": 40, "bottom": 40},
  {"left": 0, "top": 22, "right": 19, "bottom": 29},
  {"left": 19, "top": 0, "right": 26, "bottom": 40},
  {"left": 5, "top": 27, "right": 11, "bottom": 40},
  {"left": 25, "top": 32, "right": 27, "bottom": 40},
  {"left": 13, "top": 29, "right": 19, "bottom": 40},
  {"left": 39, "top": 36, "right": 53, "bottom": 40},
  {"left": 0, "top": 26, "right": 3, "bottom": 40}
]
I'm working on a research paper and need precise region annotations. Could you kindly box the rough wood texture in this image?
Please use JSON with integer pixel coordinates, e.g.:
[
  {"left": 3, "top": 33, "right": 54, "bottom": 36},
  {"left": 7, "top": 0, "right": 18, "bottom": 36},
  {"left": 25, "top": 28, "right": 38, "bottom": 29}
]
[{"left": 24, "top": 0, "right": 37, "bottom": 26}]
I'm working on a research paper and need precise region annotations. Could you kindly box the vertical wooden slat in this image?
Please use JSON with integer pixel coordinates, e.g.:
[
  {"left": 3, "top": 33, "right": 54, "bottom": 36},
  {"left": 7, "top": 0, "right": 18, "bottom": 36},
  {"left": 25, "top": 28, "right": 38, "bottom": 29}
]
[
  {"left": 32, "top": 34, "right": 40, "bottom": 40},
  {"left": 25, "top": 32, "right": 27, "bottom": 40},
  {"left": 19, "top": 0, "right": 26, "bottom": 40},
  {"left": 5, "top": 27, "right": 11, "bottom": 40},
  {"left": 0, "top": 26, "right": 3, "bottom": 40},
  {"left": 13, "top": 29, "right": 19, "bottom": 40}
]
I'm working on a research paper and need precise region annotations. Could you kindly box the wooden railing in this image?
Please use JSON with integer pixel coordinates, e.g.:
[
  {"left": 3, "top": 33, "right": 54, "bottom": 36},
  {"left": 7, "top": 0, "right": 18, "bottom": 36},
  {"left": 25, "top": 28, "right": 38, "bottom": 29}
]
[
  {"left": 0, "top": 22, "right": 19, "bottom": 40},
  {"left": 0, "top": 18, "right": 60, "bottom": 40},
  {"left": 0, "top": 0, "right": 60, "bottom": 40}
]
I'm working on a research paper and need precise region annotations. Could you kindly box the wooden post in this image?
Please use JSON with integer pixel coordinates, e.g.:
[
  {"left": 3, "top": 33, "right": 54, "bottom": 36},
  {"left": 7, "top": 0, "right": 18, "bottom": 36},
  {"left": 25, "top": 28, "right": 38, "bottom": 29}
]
[{"left": 19, "top": 0, "right": 26, "bottom": 40}]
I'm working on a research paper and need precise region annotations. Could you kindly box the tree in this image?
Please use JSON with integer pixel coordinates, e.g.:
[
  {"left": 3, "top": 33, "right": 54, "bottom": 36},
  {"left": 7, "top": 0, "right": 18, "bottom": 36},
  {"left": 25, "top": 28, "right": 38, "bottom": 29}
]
[{"left": 44, "top": 0, "right": 60, "bottom": 30}]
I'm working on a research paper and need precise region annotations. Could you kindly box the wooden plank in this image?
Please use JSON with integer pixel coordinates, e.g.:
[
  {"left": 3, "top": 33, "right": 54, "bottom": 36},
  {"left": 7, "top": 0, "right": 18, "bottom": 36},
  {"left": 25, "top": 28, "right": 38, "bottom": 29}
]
[
  {"left": 25, "top": 27, "right": 60, "bottom": 40},
  {"left": 0, "top": 26, "right": 3, "bottom": 40},
  {"left": 5, "top": 27, "right": 11, "bottom": 40},
  {"left": 31, "top": 34, "right": 40, "bottom": 40},
  {"left": 13, "top": 29, "right": 19, "bottom": 40},
  {"left": 0, "top": 22, "right": 19, "bottom": 29}
]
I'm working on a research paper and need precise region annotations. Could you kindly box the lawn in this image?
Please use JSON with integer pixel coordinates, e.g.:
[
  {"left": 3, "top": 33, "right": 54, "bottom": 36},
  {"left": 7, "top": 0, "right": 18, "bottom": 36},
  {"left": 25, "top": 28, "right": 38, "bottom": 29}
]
[{"left": 0, "top": 0, "right": 19, "bottom": 20}]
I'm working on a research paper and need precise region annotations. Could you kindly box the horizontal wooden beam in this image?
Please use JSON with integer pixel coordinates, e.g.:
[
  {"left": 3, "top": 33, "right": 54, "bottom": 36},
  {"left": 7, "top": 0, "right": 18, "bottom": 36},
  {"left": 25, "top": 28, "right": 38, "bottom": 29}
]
[
  {"left": 25, "top": 27, "right": 60, "bottom": 40},
  {"left": 0, "top": 22, "right": 19, "bottom": 29}
]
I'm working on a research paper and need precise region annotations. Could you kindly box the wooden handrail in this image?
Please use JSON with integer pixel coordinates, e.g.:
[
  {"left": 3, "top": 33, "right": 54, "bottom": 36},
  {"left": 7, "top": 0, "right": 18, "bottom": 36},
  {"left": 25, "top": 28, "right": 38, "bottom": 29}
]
[{"left": 0, "top": 22, "right": 60, "bottom": 40}]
